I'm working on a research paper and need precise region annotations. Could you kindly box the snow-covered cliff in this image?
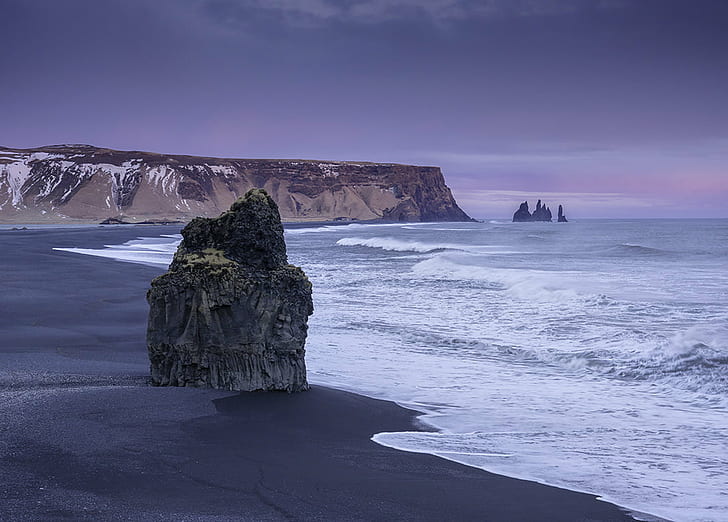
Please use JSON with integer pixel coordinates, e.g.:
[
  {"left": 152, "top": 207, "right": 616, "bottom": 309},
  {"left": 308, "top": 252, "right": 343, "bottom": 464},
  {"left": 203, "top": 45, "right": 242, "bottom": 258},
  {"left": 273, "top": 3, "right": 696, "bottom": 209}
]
[{"left": 0, "top": 145, "right": 472, "bottom": 223}]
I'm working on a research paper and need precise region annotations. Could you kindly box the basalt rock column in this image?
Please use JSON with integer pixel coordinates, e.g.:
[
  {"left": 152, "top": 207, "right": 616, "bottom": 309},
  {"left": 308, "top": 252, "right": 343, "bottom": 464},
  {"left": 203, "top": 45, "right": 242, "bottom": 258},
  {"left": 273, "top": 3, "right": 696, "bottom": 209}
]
[
  {"left": 558, "top": 204, "right": 568, "bottom": 222},
  {"left": 513, "top": 201, "right": 532, "bottom": 222},
  {"left": 532, "top": 200, "right": 553, "bottom": 222},
  {"left": 146, "top": 189, "right": 313, "bottom": 392}
]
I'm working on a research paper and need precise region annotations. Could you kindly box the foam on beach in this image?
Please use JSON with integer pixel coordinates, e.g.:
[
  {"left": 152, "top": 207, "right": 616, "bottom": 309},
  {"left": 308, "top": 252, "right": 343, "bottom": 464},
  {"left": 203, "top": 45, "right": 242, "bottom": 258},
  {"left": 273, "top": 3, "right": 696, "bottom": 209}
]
[
  {"left": 54, "top": 219, "right": 728, "bottom": 522},
  {"left": 53, "top": 235, "right": 180, "bottom": 267}
]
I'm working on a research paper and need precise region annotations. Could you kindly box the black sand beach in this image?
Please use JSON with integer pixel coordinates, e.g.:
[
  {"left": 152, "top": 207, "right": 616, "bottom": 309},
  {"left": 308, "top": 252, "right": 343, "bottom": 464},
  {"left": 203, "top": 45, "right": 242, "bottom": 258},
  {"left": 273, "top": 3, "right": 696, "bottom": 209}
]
[{"left": 0, "top": 227, "right": 635, "bottom": 521}]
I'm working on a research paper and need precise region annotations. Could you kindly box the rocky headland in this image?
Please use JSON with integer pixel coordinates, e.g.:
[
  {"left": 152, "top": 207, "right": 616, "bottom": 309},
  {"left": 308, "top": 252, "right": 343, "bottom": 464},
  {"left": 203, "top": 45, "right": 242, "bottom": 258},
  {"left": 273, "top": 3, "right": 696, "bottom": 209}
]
[
  {"left": 513, "top": 200, "right": 568, "bottom": 222},
  {"left": 146, "top": 189, "right": 313, "bottom": 392},
  {"left": 0, "top": 144, "right": 472, "bottom": 223}
]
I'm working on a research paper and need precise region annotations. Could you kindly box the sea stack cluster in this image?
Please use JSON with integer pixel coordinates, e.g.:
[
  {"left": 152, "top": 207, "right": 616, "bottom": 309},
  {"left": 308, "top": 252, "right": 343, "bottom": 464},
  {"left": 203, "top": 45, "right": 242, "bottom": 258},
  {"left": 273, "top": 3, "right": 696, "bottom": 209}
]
[
  {"left": 146, "top": 189, "right": 313, "bottom": 392},
  {"left": 512, "top": 200, "right": 568, "bottom": 222}
]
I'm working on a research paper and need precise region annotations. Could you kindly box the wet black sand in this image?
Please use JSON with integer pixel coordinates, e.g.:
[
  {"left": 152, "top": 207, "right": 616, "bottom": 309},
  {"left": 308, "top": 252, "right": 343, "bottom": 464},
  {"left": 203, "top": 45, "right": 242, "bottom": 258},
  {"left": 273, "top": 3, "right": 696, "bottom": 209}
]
[{"left": 0, "top": 226, "right": 635, "bottom": 520}]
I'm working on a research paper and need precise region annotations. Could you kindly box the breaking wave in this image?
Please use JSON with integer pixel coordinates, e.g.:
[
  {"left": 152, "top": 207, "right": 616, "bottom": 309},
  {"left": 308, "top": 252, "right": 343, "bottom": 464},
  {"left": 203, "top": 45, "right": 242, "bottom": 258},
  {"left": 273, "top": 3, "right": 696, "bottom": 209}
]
[
  {"left": 609, "top": 326, "right": 728, "bottom": 397},
  {"left": 336, "top": 236, "right": 462, "bottom": 253},
  {"left": 605, "top": 243, "right": 670, "bottom": 256},
  {"left": 411, "top": 254, "right": 583, "bottom": 300}
]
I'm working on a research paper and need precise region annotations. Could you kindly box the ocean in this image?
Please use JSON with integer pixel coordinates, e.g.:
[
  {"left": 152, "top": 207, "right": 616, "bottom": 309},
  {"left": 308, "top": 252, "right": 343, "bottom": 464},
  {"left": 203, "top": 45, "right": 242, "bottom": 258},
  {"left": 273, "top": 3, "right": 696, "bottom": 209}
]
[{"left": 56, "top": 219, "right": 728, "bottom": 522}]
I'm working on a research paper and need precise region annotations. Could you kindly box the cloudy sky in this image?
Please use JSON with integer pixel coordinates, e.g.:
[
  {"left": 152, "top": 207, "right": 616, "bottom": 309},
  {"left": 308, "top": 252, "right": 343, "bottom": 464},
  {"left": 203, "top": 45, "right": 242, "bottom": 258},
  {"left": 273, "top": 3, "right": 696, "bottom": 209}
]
[{"left": 1, "top": 0, "right": 726, "bottom": 218}]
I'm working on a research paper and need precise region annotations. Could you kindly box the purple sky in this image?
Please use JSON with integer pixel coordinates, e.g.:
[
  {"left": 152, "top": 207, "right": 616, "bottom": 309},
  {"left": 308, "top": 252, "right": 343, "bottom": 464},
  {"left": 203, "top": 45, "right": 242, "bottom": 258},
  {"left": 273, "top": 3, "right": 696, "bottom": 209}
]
[{"left": 2, "top": 0, "right": 726, "bottom": 218}]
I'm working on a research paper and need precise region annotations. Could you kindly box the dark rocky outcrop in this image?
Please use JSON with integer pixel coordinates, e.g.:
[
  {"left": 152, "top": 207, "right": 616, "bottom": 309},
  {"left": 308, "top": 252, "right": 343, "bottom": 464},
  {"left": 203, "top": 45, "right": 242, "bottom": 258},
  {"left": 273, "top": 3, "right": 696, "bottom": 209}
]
[
  {"left": 532, "top": 200, "right": 552, "bottom": 221},
  {"left": 513, "top": 201, "right": 532, "bottom": 222},
  {"left": 99, "top": 217, "right": 129, "bottom": 225},
  {"left": 100, "top": 216, "right": 185, "bottom": 225},
  {"left": 558, "top": 204, "right": 568, "bottom": 223},
  {"left": 146, "top": 189, "right": 313, "bottom": 392},
  {"left": 0, "top": 144, "right": 473, "bottom": 223},
  {"left": 512, "top": 200, "right": 565, "bottom": 222}
]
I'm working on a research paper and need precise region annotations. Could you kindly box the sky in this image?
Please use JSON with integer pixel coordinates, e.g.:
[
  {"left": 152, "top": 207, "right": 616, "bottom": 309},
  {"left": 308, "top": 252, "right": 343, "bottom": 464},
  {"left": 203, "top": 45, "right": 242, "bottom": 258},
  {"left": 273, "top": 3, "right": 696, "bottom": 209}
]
[{"left": 1, "top": 0, "right": 726, "bottom": 218}]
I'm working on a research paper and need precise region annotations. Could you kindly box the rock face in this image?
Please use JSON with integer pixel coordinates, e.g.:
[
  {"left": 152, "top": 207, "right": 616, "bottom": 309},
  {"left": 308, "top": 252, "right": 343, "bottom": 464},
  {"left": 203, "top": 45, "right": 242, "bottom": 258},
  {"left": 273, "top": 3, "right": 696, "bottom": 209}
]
[
  {"left": 558, "top": 204, "right": 568, "bottom": 223},
  {"left": 532, "top": 200, "right": 553, "bottom": 221},
  {"left": 513, "top": 201, "right": 532, "bottom": 222},
  {"left": 512, "top": 200, "right": 565, "bottom": 222},
  {"left": 0, "top": 144, "right": 473, "bottom": 223},
  {"left": 146, "top": 189, "right": 313, "bottom": 392}
]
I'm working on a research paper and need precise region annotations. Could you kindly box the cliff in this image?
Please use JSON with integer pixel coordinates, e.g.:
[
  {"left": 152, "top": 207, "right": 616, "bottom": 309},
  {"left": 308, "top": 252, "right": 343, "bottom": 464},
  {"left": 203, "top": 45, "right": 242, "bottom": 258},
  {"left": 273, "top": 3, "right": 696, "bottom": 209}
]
[
  {"left": 0, "top": 144, "right": 473, "bottom": 223},
  {"left": 147, "top": 189, "right": 313, "bottom": 392}
]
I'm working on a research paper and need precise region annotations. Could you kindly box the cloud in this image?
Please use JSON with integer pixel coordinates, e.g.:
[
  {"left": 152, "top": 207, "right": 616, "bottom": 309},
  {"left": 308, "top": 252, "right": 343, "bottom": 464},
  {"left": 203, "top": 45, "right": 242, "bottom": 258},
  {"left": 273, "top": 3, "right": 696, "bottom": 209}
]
[
  {"left": 409, "top": 139, "right": 728, "bottom": 173},
  {"left": 207, "top": 0, "right": 339, "bottom": 22},
  {"left": 455, "top": 189, "right": 662, "bottom": 208},
  {"left": 414, "top": 147, "right": 616, "bottom": 167},
  {"left": 198, "top": 0, "right": 624, "bottom": 26},
  {"left": 450, "top": 188, "right": 670, "bottom": 219},
  {"left": 412, "top": 140, "right": 728, "bottom": 217}
]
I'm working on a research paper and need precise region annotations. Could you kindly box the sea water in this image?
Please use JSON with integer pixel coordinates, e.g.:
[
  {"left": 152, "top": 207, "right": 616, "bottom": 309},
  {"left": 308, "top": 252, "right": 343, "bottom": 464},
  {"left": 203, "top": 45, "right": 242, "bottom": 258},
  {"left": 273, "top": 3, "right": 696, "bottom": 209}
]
[{"left": 56, "top": 219, "right": 728, "bottom": 522}]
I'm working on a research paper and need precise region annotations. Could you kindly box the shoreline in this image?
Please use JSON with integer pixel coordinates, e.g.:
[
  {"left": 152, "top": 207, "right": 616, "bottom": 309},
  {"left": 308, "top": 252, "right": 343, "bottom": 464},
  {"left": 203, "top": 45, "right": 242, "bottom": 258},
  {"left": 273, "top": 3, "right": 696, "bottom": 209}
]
[
  {"left": 0, "top": 219, "right": 409, "bottom": 233},
  {"left": 0, "top": 226, "right": 637, "bottom": 520},
  {"left": 0, "top": 217, "right": 440, "bottom": 228}
]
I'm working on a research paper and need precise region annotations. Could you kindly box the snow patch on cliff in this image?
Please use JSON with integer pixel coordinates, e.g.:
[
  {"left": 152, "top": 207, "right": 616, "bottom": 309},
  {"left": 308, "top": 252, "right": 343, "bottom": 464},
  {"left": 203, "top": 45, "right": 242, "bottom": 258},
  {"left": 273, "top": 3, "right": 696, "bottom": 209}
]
[
  {"left": 318, "top": 163, "right": 340, "bottom": 177},
  {"left": 0, "top": 151, "right": 150, "bottom": 209},
  {"left": 207, "top": 164, "right": 237, "bottom": 177},
  {"left": 1, "top": 161, "right": 31, "bottom": 206},
  {"left": 146, "top": 165, "right": 179, "bottom": 195}
]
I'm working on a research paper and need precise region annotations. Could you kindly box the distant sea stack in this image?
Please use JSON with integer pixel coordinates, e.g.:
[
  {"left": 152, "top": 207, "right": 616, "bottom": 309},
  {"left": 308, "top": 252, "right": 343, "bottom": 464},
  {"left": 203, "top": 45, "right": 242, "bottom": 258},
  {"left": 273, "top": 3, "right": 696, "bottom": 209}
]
[
  {"left": 558, "top": 204, "right": 568, "bottom": 223},
  {"left": 146, "top": 189, "right": 313, "bottom": 392},
  {"left": 512, "top": 200, "right": 567, "bottom": 222},
  {"left": 0, "top": 144, "right": 473, "bottom": 223}
]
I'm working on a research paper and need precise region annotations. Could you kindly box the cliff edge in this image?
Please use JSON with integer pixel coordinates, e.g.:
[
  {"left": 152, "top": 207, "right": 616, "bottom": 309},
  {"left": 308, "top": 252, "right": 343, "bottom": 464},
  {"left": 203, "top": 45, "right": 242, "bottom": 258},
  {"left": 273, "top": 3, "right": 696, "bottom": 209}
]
[{"left": 0, "top": 144, "right": 473, "bottom": 223}]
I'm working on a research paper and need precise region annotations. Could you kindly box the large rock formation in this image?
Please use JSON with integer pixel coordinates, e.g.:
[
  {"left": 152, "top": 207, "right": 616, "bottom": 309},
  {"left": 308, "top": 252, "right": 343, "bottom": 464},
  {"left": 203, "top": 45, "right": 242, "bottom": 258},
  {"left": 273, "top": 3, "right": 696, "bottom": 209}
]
[
  {"left": 146, "top": 189, "right": 313, "bottom": 392},
  {"left": 532, "top": 200, "right": 553, "bottom": 221},
  {"left": 512, "top": 201, "right": 531, "bottom": 222},
  {"left": 512, "top": 200, "right": 565, "bottom": 222},
  {"left": 0, "top": 144, "right": 473, "bottom": 223}
]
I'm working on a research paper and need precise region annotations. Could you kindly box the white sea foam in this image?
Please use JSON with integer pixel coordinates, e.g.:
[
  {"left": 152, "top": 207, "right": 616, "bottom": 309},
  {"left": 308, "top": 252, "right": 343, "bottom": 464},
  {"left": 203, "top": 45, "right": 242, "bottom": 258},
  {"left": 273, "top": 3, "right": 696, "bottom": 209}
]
[
  {"left": 54, "top": 236, "right": 178, "bottom": 267},
  {"left": 613, "top": 325, "right": 728, "bottom": 397},
  {"left": 335, "top": 235, "right": 528, "bottom": 256},
  {"left": 401, "top": 226, "right": 467, "bottom": 231},
  {"left": 57, "top": 219, "right": 728, "bottom": 521},
  {"left": 336, "top": 236, "right": 462, "bottom": 253},
  {"left": 411, "top": 254, "right": 584, "bottom": 300}
]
